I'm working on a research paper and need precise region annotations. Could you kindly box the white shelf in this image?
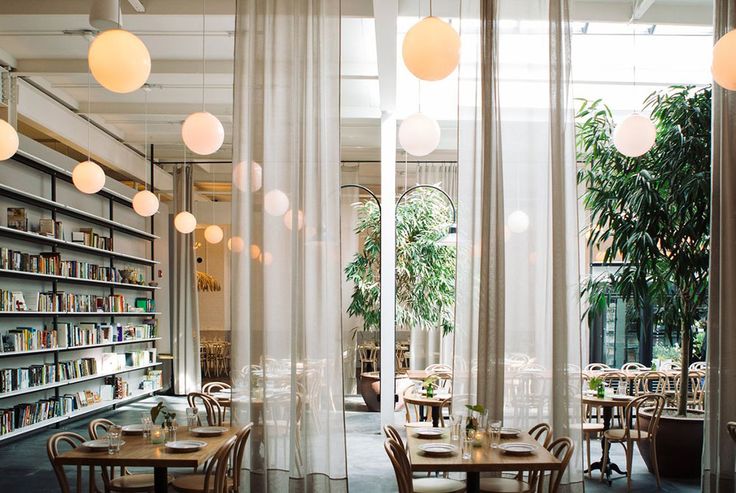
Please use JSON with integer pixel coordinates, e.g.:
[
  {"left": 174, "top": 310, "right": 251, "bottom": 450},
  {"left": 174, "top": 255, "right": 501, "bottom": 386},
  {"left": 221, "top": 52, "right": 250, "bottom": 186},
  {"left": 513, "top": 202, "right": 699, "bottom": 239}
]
[
  {"left": 0, "top": 362, "right": 162, "bottom": 400},
  {"left": 0, "top": 387, "right": 162, "bottom": 442},
  {"left": 0, "top": 312, "right": 160, "bottom": 317},
  {"left": 0, "top": 268, "right": 159, "bottom": 291},
  {"left": 0, "top": 337, "right": 160, "bottom": 358}
]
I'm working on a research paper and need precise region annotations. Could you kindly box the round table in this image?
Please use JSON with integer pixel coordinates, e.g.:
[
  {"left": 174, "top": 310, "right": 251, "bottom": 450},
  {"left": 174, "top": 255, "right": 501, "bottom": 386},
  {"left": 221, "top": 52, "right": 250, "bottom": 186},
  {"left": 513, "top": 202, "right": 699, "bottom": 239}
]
[
  {"left": 582, "top": 394, "right": 634, "bottom": 484},
  {"left": 403, "top": 388, "right": 452, "bottom": 427}
]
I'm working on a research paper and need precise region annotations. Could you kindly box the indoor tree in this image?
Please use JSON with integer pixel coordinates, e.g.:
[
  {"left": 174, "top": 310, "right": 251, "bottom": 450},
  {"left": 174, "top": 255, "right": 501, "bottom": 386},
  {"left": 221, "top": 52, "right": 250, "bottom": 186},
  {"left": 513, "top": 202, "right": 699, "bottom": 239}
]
[
  {"left": 344, "top": 187, "right": 456, "bottom": 335},
  {"left": 577, "top": 85, "right": 711, "bottom": 416}
]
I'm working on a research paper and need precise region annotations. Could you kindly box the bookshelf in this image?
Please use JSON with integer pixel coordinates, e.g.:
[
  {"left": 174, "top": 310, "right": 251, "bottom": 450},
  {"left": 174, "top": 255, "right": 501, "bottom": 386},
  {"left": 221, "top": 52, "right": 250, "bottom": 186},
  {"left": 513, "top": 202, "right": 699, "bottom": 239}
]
[{"left": 0, "top": 149, "right": 163, "bottom": 441}]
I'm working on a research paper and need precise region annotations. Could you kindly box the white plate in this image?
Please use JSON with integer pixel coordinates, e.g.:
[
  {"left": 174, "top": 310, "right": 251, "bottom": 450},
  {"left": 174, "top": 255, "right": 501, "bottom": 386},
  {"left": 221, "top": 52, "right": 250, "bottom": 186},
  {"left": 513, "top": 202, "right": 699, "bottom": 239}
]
[
  {"left": 418, "top": 443, "right": 458, "bottom": 456},
  {"left": 612, "top": 395, "right": 633, "bottom": 401},
  {"left": 83, "top": 439, "right": 124, "bottom": 451},
  {"left": 499, "top": 443, "right": 536, "bottom": 456},
  {"left": 165, "top": 440, "right": 208, "bottom": 452},
  {"left": 190, "top": 426, "right": 228, "bottom": 437},
  {"left": 414, "top": 428, "right": 445, "bottom": 438},
  {"left": 121, "top": 424, "right": 145, "bottom": 435},
  {"left": 500, "top": 427, "right": 521, "bottom": 438}
]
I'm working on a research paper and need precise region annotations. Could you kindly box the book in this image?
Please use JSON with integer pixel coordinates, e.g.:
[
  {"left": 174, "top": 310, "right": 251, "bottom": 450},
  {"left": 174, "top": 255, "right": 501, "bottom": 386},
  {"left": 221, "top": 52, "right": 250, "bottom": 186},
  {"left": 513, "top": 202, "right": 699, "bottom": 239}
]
[
  {"left": 71, "top": 231, "right": 85, "bottom": 244},
  {"left": 7, "top": 208, "right": 27, "bottom": 231},
  {"left": 39, "top": 218, "right": 55, "bottom": 237}
]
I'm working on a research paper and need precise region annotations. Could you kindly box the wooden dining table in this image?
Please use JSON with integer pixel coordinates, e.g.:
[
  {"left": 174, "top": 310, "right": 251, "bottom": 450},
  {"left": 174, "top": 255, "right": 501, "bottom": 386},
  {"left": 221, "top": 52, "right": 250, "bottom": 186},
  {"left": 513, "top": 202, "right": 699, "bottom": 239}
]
[
  {"left": 54, "top": 426, "right": 237, "bottom": 493},
  {"left": 582, "top": 394, "right": 633, "bottom": 484},
  {"left": 403, "top": 387, "right": 452, "bottom": 428},
  {"left": 407, "top": 430, "right": 561, "bottom": 493}
]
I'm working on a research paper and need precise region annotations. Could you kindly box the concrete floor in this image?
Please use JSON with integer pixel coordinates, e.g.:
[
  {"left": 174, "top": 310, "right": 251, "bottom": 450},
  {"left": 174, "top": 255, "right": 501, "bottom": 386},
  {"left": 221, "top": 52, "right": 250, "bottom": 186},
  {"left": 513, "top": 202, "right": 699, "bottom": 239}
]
[{"left": 0, "top": 395, "right": 701, "bottom": 492}]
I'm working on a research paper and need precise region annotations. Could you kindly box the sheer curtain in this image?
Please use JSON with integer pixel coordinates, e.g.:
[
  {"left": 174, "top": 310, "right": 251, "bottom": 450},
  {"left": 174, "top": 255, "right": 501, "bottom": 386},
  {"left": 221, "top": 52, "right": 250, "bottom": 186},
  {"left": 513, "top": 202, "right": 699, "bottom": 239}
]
[
  {"left": 703, "top": 2, "right": 736, "bottom": 490},
  {"left": 340, "top": 164, "right": 360, "bottom": 394},
  {"left": 454, "top": 0, "right": 583, "bottom": 489},
  {"left": 171, "top": 164, "right": 201, "bottom": 395},
  {"left": 230, "top": 0, "right": 347, "bottom": 491}
]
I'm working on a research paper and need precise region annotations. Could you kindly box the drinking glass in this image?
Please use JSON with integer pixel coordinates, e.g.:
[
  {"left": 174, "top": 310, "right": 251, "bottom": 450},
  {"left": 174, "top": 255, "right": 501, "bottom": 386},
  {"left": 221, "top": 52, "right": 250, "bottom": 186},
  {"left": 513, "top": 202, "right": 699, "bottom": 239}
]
[
  {"left": 450, "top": 414, "right": 462, "bottom": 441},
  {"left": 107, "top": 425, "right": 122, "bottom": 455},
  {"left": 186, "top": 407, "right": 199, "bottom": 431},
  {"left": 489, "top": 420, "right": 502, "bottom": 448},
  {"left": 462, "top": 437, "right": 473, "bottom": 460},
  {"left": 478, "top": 409, "right": 489, "bottom": 430},
  {"left": 168, "top": 420, "right": 178, "bottom": 442},
  {"left": 140, "top": 414, "right": 153, "bottom": 439}
]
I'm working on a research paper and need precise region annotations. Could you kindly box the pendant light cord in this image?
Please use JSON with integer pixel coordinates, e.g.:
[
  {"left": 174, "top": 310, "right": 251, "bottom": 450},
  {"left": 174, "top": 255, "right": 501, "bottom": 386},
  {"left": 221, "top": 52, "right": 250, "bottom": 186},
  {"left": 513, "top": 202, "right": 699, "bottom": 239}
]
[
  {"left": 632, "top": 0, "right": 637, "bottom": 112},
  {"left": 144, "top": 87, "right": 149, "bottom": 190},
  {"left": 202, "top": 0, "right": 206, "bottom": 112},
  {"left": 87, "top": 67, "right": 91, "bottom": 161}
]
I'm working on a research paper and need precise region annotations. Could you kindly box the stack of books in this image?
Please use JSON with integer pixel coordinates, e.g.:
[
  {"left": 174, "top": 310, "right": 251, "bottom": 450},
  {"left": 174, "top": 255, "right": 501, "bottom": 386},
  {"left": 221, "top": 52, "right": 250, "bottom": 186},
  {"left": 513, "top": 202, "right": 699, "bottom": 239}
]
[
  {"left": 35, "top": 292, "right": 127, "bottom": 312},
  {"left": 71, "top": 228, "right": 113, "bottom": 251},
  {"left": 57, "top": 357, "right": 97, "bottom": 381},
  {"left": 1, "top": 327, "right": 57, "bottom": 353},
  {"left": 0, "top": 363, "right": 56, "bottom": 393}
]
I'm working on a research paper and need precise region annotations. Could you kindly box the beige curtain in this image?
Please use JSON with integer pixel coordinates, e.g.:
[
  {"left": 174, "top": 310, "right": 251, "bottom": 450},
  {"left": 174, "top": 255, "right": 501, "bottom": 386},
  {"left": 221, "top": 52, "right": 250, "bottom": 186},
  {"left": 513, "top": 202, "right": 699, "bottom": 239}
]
[
  {"left": 453, "top": 0, "right": 583, "bottom": 489},
  {"left": 171, "top": 164, "right": 201, "bottom": 395},
  {"left": 703, "top": 2, "right": 736, "bottom": 490},
  {"left": 230, "top": 0, "right": 347, "bottom": 491}
]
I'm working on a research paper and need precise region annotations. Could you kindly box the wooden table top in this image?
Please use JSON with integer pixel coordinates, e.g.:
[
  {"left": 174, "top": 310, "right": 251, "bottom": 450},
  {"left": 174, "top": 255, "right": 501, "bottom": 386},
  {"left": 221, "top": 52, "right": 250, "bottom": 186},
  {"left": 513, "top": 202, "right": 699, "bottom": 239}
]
[
  {"left": 404, "top": 370, "right": 430, "bottom": 381},
  {"left": 403, "top": 388, "right": 452, "bottom": 407},
  {"left": 55, "top": 427, "right": 237, "bottom": 468},
  {"left": 407, "top": 430, "right": 561, "bottom": 473},
  {"left": 581, "top": 394, "right": 635, "bottom": 407}
]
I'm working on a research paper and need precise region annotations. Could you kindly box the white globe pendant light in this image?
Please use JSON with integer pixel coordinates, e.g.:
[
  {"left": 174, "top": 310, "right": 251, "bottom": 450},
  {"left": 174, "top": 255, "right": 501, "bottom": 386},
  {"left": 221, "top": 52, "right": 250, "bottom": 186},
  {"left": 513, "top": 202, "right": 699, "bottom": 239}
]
[
  {"left": 613, "top": 113, "right": 656, "bottom": 157},
  {"left": 88, "top": 29, "right": 151, "bottom": 94},
  {"left": 0, "top": 120, "right": 19, "bottom": 161},
  {"left": 264, "top": 189, "right": 289, "bottom": 216},
  {"left": 232, "top": 160, "right": 262, "bottom": 192},
  {"left": 283, "top": 209, "right": 304, "bottom": 231},
  {"left": 227, "top": 236, "right": 245, "bottom": 253},
  {"left": 182, "top": 111, "right": 224, "bottom": 155},
  {"left": 508, "top": 210, "right": 530, "bottom": 234},
  {"left": 174, "top": 211, "right": 197, "bottom": 234},
  {"left": 402, "top": 16, "right": 460, "bottom": 81},
  {"left": 250, "top": 244, "right": 261, "bottom": 259},
  {"left": 73, "top": 160, "right": 106, "bottom": 194},
  {"left": 204, "top": 224, "right": 224, "bottom": 244},
  {"left": 132, "top": 190, "right": 159, "bottom": 217},
  {"left": 713, "top": 29, "right": 736, "bottom": 90},
  {"left": 399, "top": 113, "right": 441, "bottom": 157}
]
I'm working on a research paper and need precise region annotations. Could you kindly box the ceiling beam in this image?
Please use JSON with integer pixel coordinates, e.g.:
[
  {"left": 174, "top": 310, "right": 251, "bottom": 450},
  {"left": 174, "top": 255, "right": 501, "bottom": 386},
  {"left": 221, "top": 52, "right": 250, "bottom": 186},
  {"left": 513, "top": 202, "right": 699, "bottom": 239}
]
[
  {"left": 0, "top": 0, "right": 235, "bottom": 15},
  {"left": 15, "top": 59, "right": 234, "bottom": 76}
]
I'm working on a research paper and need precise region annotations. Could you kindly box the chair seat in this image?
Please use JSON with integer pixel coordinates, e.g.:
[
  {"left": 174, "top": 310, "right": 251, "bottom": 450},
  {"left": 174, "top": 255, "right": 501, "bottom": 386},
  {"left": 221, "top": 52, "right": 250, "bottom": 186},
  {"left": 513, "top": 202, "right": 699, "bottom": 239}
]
[
  {"left": 604, "top": 428, "right": 650, "bottom": 441},
  {"left": 170, "top": 474, "right": 233, "bottom": 493},
  {"left": 109, "top": 473, "right": 173, "bottom": 492},
  {"left": 583, "top": 422, "right": 604, "bottom": 433},
  {"left": 413, "top": 477, "right": 466, "bottom": 493},
  {"left": 479, "top": 477, "right": 531, "bottom": 493}
]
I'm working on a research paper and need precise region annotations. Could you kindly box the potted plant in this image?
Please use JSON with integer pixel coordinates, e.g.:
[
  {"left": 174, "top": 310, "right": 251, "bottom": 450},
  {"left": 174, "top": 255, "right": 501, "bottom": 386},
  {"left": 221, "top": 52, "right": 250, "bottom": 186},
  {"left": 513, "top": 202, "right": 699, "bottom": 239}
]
[
  {"left": 345, "top": 188, "right": 456, "bottom": 410},
  {"left": 577, "top": 85, "right": 710, "bottom": 478}
]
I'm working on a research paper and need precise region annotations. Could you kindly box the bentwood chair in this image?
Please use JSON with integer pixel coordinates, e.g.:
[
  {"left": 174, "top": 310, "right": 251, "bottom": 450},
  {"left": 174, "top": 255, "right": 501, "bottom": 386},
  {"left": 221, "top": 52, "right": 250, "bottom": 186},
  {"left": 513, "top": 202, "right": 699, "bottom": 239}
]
[
  {"left": 187, "top": 392, "right": 225, "bottom": 426},
  {"left": 584, "top": 363, "right": 610, "bottom": 371},
  {"left": 202, "top": 381, "right": 231, "bottom": 394},
  {"left": 727, "top": 422, "right": 736, "bottom": 443},
  {"left": 601, "top": 394, "right": 666, "bottom": 490},
  {"left": 674, "top": 370, "right": 706, "bottom": 410},
  {"left": 88, "top": 418, "right": 171, "bottom": 493},
  {"left": 170, "top": 423, "right": 252, "bottom": 493},
  {"left": 47, "top": 432, "right": 87, "bottom": 493},
  {"left": 171, "top": 435, "right": 237, "bottom": 493},
  {"left": 479, "top": 437, "right": 574, "bottom": 493},
  {"left": 633, "top": 371, "right": 667, "bottom": 396},
  {"left": 478, "top": 423, "right": 552, "bottom": 492},
  {"left": 621, "top": 362, "right": 647, "bottom": 372},
  {"left": 384, "top": 438, "right": 466, "bottom": 493}
]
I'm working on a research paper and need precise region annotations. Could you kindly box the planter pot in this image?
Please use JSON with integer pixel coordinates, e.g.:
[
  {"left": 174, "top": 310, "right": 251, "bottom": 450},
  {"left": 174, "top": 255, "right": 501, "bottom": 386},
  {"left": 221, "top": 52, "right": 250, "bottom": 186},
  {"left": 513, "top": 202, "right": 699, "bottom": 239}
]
[
  {"left": 358, "top": 371, "right": 413, "bottom": 412},
  {"left": 637, "top": 407, "right": 704, "bottom": 479}
]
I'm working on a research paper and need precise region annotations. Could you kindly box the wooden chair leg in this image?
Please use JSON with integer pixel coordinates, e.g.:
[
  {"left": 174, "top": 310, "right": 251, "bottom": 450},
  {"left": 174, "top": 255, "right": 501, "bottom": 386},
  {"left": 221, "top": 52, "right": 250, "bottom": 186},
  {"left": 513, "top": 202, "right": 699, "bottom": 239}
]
[
  {"left": 600, "top": 437, "right": 608, "bottom": 482},
  {"left": 586, "top": 433, "right": 592, "bottom": 478},
  {"left": 625, "top": 441, "right": 633, "bottom": 492},
  {"left": 651, "top": 437, "right": 661, "bottom": 489}
]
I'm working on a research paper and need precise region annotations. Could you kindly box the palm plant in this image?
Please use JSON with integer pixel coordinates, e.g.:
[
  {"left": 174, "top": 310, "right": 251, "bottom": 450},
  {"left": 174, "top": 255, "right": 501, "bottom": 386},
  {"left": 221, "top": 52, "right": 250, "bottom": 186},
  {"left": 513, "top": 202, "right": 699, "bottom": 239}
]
[
  {"left": 577, "top": 85, "right": 711, "bottom": 416},
  {"left": 344, "top": 188, "right": 456, "bottom": 335}
]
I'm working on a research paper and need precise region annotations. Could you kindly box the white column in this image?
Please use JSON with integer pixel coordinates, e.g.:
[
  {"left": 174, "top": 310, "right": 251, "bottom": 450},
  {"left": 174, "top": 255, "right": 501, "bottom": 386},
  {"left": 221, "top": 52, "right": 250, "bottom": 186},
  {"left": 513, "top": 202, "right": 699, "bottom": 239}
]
[{"left": 380, "top": 110, "right": 396, "bottom": 427}]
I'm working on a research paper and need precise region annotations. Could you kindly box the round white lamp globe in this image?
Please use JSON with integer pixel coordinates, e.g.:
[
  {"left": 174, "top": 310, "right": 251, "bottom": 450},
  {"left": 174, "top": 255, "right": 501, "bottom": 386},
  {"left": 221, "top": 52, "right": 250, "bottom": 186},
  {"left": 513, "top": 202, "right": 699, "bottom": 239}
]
[
  {"left": 232, "top": 161, "right": 262, "bottom": 192},
  {"left": 204, "top": 224, "right": 224, "bottom": 244},
  {"left": 283, "top": 209, "right": 304, "bottom": 231},
  {"left": 182, "top": 111, "right": 225, "bottom": 155},
  {"left": 713, "top": 29, "right": 736, "bottom": 90},
  {"left": 402, "top": 16, "right": 460, "bottom": 81},
  {"left": 250, "top": 244, "right": 261, "bottom": 259},
  {"left": 227, "top": 236, "right": 245, "bottom": 253},
  {"left": 613, "top": 113, "right": 656, "bottom": 157},
  {"left": 261, "top": 251, "right": 273, "bottom": 266},
  {"left": 174, "top": 211, "right": 197, "bottom": 234},
  {"left": 399, "top": 113, "right": 441, "bottom": 157},
  {"left": 0, "top": 120, "right": 19, "bottom": 161},
  {"left": 508, "top": 210, "right": 530, "bottom": 234},
  {"left": 88, "top": 29, "right": 151, "bottom": 94},
  {"left": 72, "top": 160, "right": 106, "bottom": 194},
  {"left": 132, "top": 190, "right": 159, "bottom": 217},
  {"left": 264, "top": 189, "right": 289, "bottom": 216}
]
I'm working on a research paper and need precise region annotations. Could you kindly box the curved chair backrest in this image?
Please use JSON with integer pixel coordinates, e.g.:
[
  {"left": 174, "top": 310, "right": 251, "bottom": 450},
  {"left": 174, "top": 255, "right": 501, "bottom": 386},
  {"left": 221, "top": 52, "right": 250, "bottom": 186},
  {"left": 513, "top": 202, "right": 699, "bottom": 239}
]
[
  {"left": 202, "top": 381, "right": 231, "bottom": 394},
  {"left": 200, "top": 435, "right": 237, "bottom": 493},
  {"left": 689, "top": 361, "right": 707, "bottom": 371},
  {"left": 601, "top": 371, "right": 628, "bottom": 394},
  {"left": 383, "top": 424, "right": 404, "bottom": 448},
  {"left": 425, "top": 363, "right": 452, "bottom": 374},
  {"left": 384, "top": 438, "right": 413, "bottom": 493},
  {"left": 628, "top": 394, "right": 666, "bottom": 439},
  {"left": 660, "top": 361, "right": 681, "bottom": 371},
  {"left": 634, "top": 371, "right": 667, "bottom": 395},
  {"left": 187, "top": 392, "right": 224, "bottom": 426},
  {"left": 584, "top": 363, "right": 610, "bottom": 371},
  {"left": 546, "top": 437, "right": 575, "bottom": 493},
  {"left": 47, "top": 432, "right": 87, "bottom": 493},
  {"left": 528, "top": 422, "right": 552, "bottom": 448},
  {"left": 727, "top": 422, "right": 736, "bottom": 444},
  {"left": 621, "top": 362, "right": 647, "bottom": 372},
  {"left": 231, "top": 422, "right": 253, "bottom": 492},
  {"left": 88, "top": 418, "right": 116, "bottom": 440}
]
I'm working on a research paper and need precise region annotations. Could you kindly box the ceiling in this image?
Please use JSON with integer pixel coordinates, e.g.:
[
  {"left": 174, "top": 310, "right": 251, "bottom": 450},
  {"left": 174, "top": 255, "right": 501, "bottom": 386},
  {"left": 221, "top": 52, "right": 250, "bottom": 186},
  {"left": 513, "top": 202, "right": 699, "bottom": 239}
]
[{"left": 0, "top": 0, "right": 714, "bottom": 200}]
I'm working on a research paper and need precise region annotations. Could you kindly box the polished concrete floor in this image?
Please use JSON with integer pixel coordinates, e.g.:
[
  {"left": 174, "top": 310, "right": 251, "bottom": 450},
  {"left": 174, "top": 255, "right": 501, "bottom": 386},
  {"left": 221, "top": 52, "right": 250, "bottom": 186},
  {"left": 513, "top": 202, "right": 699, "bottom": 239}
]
[{"left": 0, "top": 395, "right": 701, "bottom": 492}]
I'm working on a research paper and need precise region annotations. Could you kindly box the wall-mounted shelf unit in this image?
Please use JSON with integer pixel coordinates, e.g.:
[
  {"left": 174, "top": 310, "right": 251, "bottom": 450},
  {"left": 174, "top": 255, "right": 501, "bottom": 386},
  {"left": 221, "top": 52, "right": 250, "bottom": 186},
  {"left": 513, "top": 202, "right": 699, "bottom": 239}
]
[{"left": 0, "top": 150, "right": 162, "bottom": 442}]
